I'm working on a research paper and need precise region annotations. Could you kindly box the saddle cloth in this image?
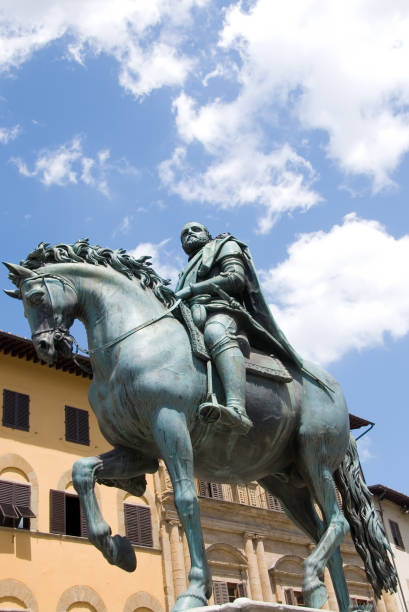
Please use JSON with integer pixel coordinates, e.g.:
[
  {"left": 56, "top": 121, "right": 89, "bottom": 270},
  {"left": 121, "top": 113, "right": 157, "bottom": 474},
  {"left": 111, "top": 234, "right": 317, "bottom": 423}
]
[{"left": 179, "top": 301, "right": 292, "bottom": 384}]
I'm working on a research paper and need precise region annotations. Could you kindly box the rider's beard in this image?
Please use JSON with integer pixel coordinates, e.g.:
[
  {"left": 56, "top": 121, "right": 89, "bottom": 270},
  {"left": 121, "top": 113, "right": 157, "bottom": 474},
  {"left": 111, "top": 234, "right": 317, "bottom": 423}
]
[{"left": 183, "top": 234, "right": 209, "bottom": 256}]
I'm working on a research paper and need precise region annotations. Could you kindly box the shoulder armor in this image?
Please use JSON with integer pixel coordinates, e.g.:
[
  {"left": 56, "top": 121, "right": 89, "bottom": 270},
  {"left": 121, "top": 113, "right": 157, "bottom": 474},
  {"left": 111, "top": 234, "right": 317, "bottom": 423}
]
[{"left": 216, "top": 240, "right": 243, "bottom": 261}]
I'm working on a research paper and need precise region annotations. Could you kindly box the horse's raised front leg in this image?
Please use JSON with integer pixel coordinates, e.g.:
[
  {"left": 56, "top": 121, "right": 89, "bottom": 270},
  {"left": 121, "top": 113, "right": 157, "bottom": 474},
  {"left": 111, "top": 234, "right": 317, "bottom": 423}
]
[
  {"left": 72, "top": 446, "right": 158, "bottom": 572},
  {"left": 152, "top": 407, "right": 212, "bottom": 612}
]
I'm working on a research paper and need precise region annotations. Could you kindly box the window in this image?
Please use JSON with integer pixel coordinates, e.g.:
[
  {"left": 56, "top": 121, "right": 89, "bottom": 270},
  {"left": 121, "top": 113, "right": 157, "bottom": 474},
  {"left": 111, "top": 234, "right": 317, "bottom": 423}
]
[
  {"left": 124, "top": 503, "right": 153, "bottom": 547},
  {"left": 0, "top": 479, "right": 35, "bottom": 529},
  {"left": 284, "top": 589, "right": 304, "bottom": 606},
  {"left": 65, "top": 406, "right": 89, "bottom": 445},
  {"left": 351, "top": 598, "right": 375, "bottom": 612},
  {"left": 213, "top": 581, "right": 247, "bottom": 604},
  {"left": 49, "top": 490, "right": 88, "bottom": 537},
  {"left": 389, "top": 520, "right": 405, "bottom": 549},
  {"left": 2, "top": 389, "right": 29, "bottom": 431},
  {"left": 266, "top": 492, "right": 284, "bottom": 512},
  {"left": 198, "top": 480, "right": 224, "bottom": 500}
]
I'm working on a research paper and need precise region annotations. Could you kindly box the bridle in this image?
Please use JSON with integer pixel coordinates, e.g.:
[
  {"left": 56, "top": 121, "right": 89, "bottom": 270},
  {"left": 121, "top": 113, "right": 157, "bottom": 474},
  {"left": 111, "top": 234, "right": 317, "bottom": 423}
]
[{"left": 22, "top": 273, "right": 181, "bottom": 371}]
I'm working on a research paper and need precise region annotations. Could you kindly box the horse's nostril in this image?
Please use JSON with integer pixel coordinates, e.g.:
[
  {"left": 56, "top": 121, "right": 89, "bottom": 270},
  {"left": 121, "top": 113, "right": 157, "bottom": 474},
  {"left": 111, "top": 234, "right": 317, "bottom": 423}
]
[{"left": 39, "top": 340, "right": 48, "bottom": 350}]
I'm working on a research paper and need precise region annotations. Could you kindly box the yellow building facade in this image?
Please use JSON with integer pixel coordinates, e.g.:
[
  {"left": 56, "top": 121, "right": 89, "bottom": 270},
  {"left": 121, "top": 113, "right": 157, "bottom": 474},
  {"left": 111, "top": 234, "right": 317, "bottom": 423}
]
[{"left": 0, "top": 331, "right": 402, "bottom": 612}]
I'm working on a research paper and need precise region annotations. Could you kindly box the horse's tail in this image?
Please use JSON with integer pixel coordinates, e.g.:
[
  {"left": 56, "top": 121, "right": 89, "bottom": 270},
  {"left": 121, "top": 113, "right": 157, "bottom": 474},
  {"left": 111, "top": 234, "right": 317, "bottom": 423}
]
[{"left": 334, "top": 434, "right": 398, "bottom": 599}]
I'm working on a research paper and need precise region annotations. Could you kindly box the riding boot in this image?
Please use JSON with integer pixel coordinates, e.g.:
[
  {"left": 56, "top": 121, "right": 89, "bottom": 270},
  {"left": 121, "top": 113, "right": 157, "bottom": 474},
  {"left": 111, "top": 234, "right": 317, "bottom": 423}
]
[{"left": 199, "top": 345, "right": 252, "bottom": 434}]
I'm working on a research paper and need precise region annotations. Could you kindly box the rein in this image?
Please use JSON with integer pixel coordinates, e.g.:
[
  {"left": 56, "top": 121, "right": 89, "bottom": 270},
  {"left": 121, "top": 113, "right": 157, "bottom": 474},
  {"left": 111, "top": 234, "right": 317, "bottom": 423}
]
[{"left": 23, "top": 273, "right": 181, "bottom": 367}]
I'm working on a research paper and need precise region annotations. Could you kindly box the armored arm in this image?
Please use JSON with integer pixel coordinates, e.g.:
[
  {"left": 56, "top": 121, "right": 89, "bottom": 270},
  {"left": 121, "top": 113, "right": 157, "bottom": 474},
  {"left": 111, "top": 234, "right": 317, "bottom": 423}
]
[{"left": 185, "top": 241, "right": 246, "bottom": 299}]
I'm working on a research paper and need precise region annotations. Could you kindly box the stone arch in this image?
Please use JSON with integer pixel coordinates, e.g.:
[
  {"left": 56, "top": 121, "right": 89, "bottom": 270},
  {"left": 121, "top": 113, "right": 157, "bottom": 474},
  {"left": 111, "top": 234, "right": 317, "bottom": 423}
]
[
  {"left": 272, "top": 554, "right": 304, "bottom": 574},
  {"left": 57, "top": 469, "right": 102, "bottom": 501},
  {"left": 270, "top": 554, "right": 305, "bottom": 602},
  {"left": 206, "top": 542, "right": 248, "bottom": 565},
  {"left": 0, "top": 453, "right": 39, "bottom": 531},
  {"left": 56, "top": 585, "right": 106, "bottom": 612},
  {"left": 206, "top": 542, "right": 248, "bottom": 584},
  {"left": 123, "top": 591, "right": 164, "bottom": 612},
  {"left": 117, "top": 487, "right": 159, "bottom": 548},
  {"left": 0, "top": 578, "right": 38, "bottom": 612}
]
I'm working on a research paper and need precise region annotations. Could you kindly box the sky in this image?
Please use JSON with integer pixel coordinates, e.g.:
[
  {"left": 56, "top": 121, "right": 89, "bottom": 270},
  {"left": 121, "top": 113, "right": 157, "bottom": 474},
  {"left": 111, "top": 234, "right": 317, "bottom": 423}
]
[{"left": 0, "top": 0, "right": 408, "bottom": 495}]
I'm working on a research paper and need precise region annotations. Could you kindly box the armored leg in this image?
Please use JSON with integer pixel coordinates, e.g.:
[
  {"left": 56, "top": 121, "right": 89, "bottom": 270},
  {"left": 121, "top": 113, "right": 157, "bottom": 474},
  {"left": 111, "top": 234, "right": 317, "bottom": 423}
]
[{"left": 202, "top": 314, "right": 252, "bottom": 433}]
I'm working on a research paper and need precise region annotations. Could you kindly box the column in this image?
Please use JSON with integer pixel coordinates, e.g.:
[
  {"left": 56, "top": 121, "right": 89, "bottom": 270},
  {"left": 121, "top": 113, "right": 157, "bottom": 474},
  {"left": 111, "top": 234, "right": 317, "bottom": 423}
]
[
  {"left": 254, "top": 535, "right": 275, "bottom": 601},
  {"left": 160, "top": 522, "right": 175, "bottom": 612},
  {"left": 376, "top": 596, "right": 387, "bottom": 612},
  {"left": 244, "top": 532, "right": 263, "bottom": 601},
  {"left": 182, "top": 531, "right": 191, "bottom": 580},
  {"left": 169, "top": 520, "right": 187, "bottom": 598},
  {"left": 323, "top": 568, "right": 337, "bottom": 611}
]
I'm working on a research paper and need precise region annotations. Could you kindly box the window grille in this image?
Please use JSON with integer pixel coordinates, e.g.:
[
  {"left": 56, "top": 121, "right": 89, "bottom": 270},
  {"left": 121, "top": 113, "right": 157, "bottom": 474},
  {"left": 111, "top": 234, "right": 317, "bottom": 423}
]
[{"left": 266, "top": 492, "right": 284, "bottom": 512}]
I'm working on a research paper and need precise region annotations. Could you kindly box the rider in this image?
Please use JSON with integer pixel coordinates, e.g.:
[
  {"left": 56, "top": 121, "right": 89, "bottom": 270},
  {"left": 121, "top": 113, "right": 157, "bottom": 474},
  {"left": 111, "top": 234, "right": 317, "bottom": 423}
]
[{"left": 175, "top": 222, "right": 304, "bottom": 434}]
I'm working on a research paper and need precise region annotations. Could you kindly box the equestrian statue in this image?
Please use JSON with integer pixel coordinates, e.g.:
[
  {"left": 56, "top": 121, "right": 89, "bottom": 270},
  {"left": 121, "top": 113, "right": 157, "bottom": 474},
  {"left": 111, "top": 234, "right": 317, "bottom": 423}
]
[{"left": 4, "top": 230, "right": 397, "bottom": 612}]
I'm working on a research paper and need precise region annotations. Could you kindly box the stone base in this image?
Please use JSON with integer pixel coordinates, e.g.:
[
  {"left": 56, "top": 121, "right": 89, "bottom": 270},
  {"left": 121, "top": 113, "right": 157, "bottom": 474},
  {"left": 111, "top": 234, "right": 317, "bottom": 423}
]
[{"left": 186, "top": 599, "right": 332, "bottom": 612}]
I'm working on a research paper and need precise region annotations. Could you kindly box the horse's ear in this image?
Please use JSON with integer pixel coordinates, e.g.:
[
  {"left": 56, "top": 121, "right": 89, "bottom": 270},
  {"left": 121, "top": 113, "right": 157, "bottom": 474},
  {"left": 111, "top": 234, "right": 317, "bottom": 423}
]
[
  {"left": 3, "top": 262, "right": 38, "bottom": 280},
  {"left": 3, "top": 289, "right": 21, "bottom": 300}
]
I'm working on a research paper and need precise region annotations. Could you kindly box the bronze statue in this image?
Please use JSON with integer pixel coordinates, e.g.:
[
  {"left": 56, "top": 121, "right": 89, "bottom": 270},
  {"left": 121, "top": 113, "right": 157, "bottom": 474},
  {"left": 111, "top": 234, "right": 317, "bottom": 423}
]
[
  {"left": 175, "top": 222, "right": 303, "bottom": 433},
  {"left": 4, "top": 238, "right": 397, "bottom": 612}
]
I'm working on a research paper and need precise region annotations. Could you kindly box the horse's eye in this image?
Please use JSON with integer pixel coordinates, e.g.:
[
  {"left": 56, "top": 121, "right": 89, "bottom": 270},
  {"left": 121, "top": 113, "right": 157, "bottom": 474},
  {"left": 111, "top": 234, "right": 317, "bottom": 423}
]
[{"left": 29, "top": 291, "right": 44, "bottom": 305}]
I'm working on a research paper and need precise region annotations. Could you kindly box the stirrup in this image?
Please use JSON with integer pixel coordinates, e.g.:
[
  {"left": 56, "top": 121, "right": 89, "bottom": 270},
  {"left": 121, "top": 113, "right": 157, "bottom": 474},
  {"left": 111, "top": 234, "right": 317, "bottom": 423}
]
[{"left": 199, "top": 394, "right": 221, "bottom": 424}]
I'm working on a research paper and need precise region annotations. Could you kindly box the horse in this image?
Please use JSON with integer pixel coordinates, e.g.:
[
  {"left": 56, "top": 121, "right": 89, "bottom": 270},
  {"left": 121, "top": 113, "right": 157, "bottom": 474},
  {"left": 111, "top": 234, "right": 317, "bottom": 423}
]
[{"left": 4, "top": 240, "right": 397, "bottom": 612}]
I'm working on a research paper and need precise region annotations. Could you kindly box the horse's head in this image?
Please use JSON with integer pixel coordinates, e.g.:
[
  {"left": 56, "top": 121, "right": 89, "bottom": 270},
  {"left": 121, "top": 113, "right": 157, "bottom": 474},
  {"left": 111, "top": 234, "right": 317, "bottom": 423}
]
[{"left": 4, "top": 263, "right": 77, "bottom": 364}]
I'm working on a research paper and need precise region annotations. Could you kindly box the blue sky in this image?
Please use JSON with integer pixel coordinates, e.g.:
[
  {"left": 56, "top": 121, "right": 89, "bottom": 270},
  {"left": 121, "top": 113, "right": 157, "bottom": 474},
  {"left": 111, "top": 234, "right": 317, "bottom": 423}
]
[{"left": 1, "top": 1, "right": 408, "bottom": 494}]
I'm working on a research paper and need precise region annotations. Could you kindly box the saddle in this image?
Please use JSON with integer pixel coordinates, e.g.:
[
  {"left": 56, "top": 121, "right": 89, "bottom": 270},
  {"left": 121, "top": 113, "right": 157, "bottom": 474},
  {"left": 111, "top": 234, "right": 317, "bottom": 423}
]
[{"left": 179, "top": 301, "right": 292, "bottom": 384}]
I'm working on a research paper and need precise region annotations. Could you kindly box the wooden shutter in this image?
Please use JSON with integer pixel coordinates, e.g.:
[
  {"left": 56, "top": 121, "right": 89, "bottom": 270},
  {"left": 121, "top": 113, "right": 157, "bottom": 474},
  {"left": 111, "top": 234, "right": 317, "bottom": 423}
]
[
  {"left": 0, "top": 480, "right": 18, "bottom": 518},
  {"left": 284, "top": 589, "right": 295, "bottom": 605},
  {"left": 124, "top": 503, "right": 153, "bottom": 547},
  {"left": 237, "top": 484, "right": 249, "bottom": 505},
  {"left": 237, "top": 583, "right": 247, "bottom": 597},
  {"left": 50, "top": 490, "right": 66, "bottom": 534},
  {"left": 14, "top": 482, "right": 35, "bottom": 518},
  {"left": 198, "top": 480, "right": 210, "bottom": 497},
  {"left": 2, "top": 390, "right": 29, "bottom": 431},
  {"left": 213, "top": 581, "right": 229, "bottom": 604},
  {"left": 221, "top": 484, "right": 234, "bottom": 502},
  {"left": 247, "top": 484, "right": 258, "bottom": 507},
  {"left": 80, "top": 501, "right": 88, "bottom": 538},
  {"left": 65, "top": 406, "right": 89, "bottom": 445},
  {"left": 389, "top": 520, "right": 404, "bottom": 549},
  {"left": 209, "top": 482, "right": 224, "bottom": 500},
  {"left": 266, "top": 492, "right": 283, "bottom": 512}
]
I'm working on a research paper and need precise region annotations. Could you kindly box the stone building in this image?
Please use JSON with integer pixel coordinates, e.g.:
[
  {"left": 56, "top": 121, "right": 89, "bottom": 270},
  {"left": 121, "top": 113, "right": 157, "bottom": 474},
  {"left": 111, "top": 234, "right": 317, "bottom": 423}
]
[
  {"left": 0, "top": 330, "right": 403, "bottom": 612},
  {"left": 369, "top": 485, "right": 409, "bottom": 612}
]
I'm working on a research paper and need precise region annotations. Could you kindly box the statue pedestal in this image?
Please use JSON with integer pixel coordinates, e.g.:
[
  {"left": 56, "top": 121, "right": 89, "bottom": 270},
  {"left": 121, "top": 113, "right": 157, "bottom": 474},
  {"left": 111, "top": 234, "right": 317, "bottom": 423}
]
[{"left": 185, "top": 599, "right": 333, "bottom": 612}]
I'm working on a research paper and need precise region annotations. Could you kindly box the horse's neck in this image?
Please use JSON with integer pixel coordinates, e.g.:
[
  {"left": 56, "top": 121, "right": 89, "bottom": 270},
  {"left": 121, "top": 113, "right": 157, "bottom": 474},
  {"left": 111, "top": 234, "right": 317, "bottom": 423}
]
[{"left": 49, "top": 263, "right": 165, "bottom": 352}]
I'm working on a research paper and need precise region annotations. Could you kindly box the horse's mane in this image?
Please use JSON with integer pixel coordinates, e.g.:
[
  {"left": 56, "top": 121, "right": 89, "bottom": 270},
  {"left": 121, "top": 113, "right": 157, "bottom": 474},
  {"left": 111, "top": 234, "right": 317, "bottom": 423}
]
[{"left": 18, "top": 238, "right": 176, "bottom": 308}]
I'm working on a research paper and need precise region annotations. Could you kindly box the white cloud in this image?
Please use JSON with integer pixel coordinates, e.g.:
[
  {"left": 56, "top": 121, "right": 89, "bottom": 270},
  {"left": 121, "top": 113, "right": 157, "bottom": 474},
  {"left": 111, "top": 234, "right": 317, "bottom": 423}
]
[
  {"left": 160, "top": 143, "right": 321, "bottom": 233},
  {"left": 219, "top": 0, "right": 409, "bottom": 190},
  {"left": 0, "top": 124, "right": 20, "bottom": 144},
  {"left": 11, "top": 135, "right": 134, "bottom": 195},
  {"left": 0, "top": 0, "right": 207, "bottom": 97},
  {"left": 130, "top": 239, "right": 181, "bottom": 286},
  {"left": 261, "top": 214, "right": 409, "bottom": 365}
]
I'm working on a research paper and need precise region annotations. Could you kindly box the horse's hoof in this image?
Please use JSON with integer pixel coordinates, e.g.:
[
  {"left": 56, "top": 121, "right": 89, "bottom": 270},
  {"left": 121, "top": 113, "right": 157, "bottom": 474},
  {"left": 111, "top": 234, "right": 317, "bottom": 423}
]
[
  {"left": 172, "top": 592, "right": 208, "bottom": 611},
  {"left": 304, "top": 582, "right": 328, "bottom": 610},
  {"left": 112, "top": 534, "right": 136, "bottom": 572}
]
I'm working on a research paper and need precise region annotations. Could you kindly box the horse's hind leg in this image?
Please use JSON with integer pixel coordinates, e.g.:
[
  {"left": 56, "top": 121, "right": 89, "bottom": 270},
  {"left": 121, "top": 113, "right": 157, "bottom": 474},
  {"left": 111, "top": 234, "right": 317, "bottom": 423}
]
[
  {"left": 297, "top": 442, "right": 350, "bottom": 610},
  {"left": 72, "top": 446, "right": 158, "bottom": 572},
  {"left": 259, "top": 475, "right": 350, "bottom": 612},
  {"left": 151, "top": 407, "right": 212, "bottom": 612}
]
